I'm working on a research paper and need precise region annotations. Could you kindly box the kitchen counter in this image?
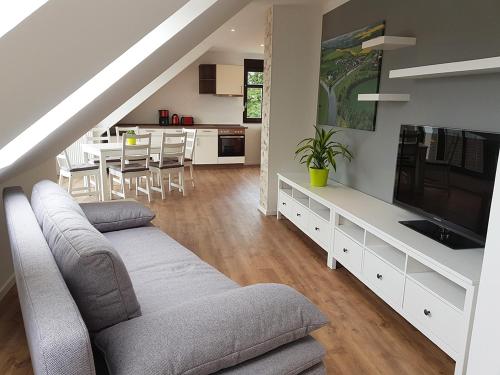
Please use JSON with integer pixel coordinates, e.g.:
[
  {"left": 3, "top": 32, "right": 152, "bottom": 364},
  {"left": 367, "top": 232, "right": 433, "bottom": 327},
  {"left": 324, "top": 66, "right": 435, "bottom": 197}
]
[{"left": 115, "top": 123, "right": 247, "bottom": 130}]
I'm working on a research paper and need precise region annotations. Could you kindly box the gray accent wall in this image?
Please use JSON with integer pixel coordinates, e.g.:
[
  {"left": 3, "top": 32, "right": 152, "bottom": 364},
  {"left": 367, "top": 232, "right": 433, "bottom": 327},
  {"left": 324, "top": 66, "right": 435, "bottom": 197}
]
[{"left": 322, "top": 0, "right": 500, "bottom": 202}]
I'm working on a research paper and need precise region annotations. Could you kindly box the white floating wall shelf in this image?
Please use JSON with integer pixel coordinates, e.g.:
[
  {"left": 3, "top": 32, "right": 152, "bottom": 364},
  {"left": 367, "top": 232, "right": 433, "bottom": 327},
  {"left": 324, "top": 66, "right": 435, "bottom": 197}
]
[
  {"left": 362, "top": 36, "right": 416, "bottom": 50},
  {"left": 358, "top": 94, "right": 410, "bottom": 102},
  {"left": 389, "top": 56, "right": 500, "bottom": 79}
]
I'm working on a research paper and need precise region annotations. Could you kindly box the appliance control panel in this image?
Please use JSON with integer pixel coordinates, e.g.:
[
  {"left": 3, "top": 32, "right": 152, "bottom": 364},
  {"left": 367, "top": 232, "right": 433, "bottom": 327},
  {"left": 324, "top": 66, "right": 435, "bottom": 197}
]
[{"left": 218, "top": 128, "right": 245, "bottom": 136}]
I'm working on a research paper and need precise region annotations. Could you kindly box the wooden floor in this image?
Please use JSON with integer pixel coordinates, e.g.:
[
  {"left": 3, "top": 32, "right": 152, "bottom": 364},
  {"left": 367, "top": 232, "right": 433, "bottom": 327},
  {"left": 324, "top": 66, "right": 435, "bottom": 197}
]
[{"left": 0, "top": 166, "right": 454, "bottom": 374}]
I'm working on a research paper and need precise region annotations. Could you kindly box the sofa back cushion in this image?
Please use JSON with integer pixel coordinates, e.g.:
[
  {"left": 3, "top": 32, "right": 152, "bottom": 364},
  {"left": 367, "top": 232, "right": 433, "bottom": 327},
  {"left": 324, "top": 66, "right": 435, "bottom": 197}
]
[{"left": 31, "top": 180, "right": 141, "bottom": 332}]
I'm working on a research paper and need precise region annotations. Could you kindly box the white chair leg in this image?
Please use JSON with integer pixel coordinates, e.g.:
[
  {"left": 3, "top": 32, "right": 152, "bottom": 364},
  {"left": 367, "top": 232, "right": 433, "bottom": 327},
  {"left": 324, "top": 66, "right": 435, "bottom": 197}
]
[
  {"left": 95, "top": 175, "right": 101, "bottom": 201},
  {"left": 190, "top": 164, "right": 195, "bottom": 188},
  {"left": 135, "top": 177, "right": 139, "bottom": 196},
  {"left": 145, "top": 174, "right": 151, "bottom": 203},
  {"left": 168, "top": 174, "right": 172, "bottom": 192},
  {"left": 108, "top": 174, "right": 113, "bottom": 200},
  {"left": 160, "top": 172, "right": 166, "bottom": 200},
  {"left": 58, "top": 174, "right": 63, "bottom": 187},
  {"left": 180, "top": 169, "right": 185, "bottom": 197},
  {"left": 67, "top": 175, "right": 73, "bottom": 194},
  {"left": 178, "top": 171, "right": 183, "bottom": 194},
  {"left": 120, "top": 175, "right": 126, "bottom": 199}
]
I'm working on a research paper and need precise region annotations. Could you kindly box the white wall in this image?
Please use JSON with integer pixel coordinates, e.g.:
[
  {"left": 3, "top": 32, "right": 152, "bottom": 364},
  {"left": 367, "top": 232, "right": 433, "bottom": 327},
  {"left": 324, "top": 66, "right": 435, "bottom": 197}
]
[
  {"left": 467, "top": 157, "right": 500, "bottom": 374},
  {"left": 261, "top": 4, "right": 323, "bottom": 213},
  {"left": 121, "top": 50, "right": 263, "bottom": 165}
]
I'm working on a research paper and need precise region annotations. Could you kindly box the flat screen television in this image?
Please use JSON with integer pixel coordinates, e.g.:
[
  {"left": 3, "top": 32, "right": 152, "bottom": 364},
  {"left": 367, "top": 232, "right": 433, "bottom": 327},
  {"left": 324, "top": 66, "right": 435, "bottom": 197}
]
[{"left": 394, "top": 125, "right": 500, "bottom": 249}]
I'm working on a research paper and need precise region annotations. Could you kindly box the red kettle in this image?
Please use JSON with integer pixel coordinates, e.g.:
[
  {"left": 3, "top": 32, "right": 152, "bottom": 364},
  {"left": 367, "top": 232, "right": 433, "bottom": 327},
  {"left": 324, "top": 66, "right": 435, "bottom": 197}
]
[{"left": 171, "top": 114, "right": 180, "bottom": 125}]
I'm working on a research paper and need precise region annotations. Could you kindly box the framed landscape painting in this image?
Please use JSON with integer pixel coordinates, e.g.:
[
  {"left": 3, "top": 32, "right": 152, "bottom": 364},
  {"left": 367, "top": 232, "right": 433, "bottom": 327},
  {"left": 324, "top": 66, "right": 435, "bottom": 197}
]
[{"left": 317, "top": 21, "right": 385, "bottom": 131}]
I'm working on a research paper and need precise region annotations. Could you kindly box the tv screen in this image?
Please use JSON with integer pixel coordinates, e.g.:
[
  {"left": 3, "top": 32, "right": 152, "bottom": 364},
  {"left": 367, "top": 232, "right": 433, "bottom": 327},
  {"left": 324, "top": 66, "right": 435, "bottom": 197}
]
[{"left": 394, "top": 125, "right": 500, "bottom": 242}]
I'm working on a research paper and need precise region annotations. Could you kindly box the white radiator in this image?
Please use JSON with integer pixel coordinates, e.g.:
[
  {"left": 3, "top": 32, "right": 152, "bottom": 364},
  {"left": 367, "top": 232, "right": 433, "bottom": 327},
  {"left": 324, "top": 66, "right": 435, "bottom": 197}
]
[{"left": 65, "top": 133, "right": 88, "bottom": 165}]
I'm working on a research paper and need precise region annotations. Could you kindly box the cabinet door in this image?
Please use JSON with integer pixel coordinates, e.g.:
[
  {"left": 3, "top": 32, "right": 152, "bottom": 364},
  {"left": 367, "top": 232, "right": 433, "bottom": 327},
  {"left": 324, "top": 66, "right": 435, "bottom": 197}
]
[
  {"left": 193, "top": 134, "right": 218, "bottom": 165},
  {"left": 216, "top": 65, "right": 243, "bottom": 96}
]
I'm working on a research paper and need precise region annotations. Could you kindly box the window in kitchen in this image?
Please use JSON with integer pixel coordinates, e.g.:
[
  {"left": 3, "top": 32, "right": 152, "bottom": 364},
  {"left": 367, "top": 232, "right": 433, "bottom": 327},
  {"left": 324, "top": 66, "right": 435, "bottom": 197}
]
[{"left": 243, "top": 59, "right": 264, "bottom": 123}]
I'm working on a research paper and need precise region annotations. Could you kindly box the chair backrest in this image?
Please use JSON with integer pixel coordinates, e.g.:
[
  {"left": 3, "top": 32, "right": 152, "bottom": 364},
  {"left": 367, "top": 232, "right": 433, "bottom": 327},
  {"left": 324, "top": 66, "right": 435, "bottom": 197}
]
[
  {"left": 85, "top": 128, "right": 111, "bottom": 143},
  {"left": 183, "top": 128, "right": 197, "bottom": 160},
  {"left": 159, "top": 133, "right": 186, "bottom": 167},
  {"left": 121, "top": 133, "right": 151, "bottom": 170},
  {"left": 56, "top": 150, "right": 72, "bottom": 170},
  {"left": 115, "top": 126, "right": 139, "bottom": 143}
]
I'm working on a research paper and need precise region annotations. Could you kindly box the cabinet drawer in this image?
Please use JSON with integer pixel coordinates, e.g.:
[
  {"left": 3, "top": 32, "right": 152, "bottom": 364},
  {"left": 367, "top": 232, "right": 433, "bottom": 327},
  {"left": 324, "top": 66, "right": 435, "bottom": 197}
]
[
  {"left": 363, "top": 250, "right": 404, "bottom": 308},
  {"left": 333, "top": 229, "right": 363, "bottom": 275},
  {"left": 403, "top": 278, "right": 464, "bottom": 354},
  {"left": 289, "top": 201, "right": 309, "bottom": 231},
  {"left": 278, "top": 192, "right": 293, "bottom": 218},
  {"left": 198, "top": 129, "right": 218, "bottom": 135},
  {"left": 308, "top": 214, "right": 332, "bottom": 250}
]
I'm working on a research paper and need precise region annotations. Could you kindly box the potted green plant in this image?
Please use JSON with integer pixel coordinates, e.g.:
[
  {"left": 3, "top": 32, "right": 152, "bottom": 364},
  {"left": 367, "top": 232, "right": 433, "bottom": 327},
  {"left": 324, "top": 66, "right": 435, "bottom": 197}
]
[
  {"left": 126, "top": 130, "right": 136, "bottom": 145},
  {"left": 295, "top": 126, "right": 353, "bottom": 187}
]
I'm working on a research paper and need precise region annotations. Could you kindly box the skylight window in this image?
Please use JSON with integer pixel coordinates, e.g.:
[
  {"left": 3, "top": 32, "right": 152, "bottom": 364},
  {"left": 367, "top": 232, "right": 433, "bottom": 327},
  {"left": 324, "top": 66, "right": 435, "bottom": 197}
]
[
  {"left": 0, "top": 0, "right": 217, "bottom": 169},
  {"left": 0, "top": 0, "right": 48, "bottom": 39}
]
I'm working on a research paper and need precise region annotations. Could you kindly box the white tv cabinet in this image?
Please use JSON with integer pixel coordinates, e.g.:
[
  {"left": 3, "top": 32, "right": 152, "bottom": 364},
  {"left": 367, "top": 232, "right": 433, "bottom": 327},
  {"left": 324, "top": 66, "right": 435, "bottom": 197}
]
[{"left": 277, "top": 172, "right": 484, "bottom": 375}]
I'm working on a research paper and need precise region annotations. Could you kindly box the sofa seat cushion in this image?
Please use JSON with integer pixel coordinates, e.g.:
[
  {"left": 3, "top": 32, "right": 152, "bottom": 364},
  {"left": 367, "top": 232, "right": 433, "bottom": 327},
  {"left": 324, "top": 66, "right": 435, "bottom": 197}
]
[
  {"left": 80, "top": 200, "right": 155, "bottom": 233},
  {"left": 103, "top": 226, "right": 238, "bottom": 314},
  {"left": 95, "top": 284, "right": 328, "bottom": 375},
  {"left": 31, "top": 180, "right": 141, "bottom": 332}
]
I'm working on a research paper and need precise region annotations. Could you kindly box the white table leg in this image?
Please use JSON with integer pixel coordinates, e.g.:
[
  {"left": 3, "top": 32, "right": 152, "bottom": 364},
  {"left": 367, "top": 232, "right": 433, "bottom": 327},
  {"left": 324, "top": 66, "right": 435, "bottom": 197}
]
[{"left": 99, "top": 151, "right": 108, "bottom": 201}]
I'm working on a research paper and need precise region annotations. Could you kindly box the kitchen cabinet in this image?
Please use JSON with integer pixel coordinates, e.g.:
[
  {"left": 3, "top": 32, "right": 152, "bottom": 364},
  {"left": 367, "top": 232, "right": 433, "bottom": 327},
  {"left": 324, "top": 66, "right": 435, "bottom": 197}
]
[
  {"left": 216, "top": 65, "right": 244, "bottom": 96},
  {"left": 193, "top": 129, "right": 218, "bottom": 165},
  {"left": 199, "top": 64, "right": 216, "bottom": 94},
  {"left": 199, "top": 64, "right": 244, "bottom": 96}
]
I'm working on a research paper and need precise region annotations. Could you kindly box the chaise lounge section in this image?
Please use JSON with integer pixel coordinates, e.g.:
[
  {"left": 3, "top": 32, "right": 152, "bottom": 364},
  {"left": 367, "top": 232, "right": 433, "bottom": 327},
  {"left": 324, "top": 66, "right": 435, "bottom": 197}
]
[{"left": 3, "top": 180, "right": 328, "bottom": 375}]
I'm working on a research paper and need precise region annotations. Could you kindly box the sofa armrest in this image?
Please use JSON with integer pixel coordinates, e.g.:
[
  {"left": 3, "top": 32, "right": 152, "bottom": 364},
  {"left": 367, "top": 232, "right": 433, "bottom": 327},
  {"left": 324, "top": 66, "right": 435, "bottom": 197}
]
[
  {"left": 4, "top": 187, "right": 96, "bottom": 375},
  {"left": 95, "top": 283, "right": 328, "bottom": 375}
]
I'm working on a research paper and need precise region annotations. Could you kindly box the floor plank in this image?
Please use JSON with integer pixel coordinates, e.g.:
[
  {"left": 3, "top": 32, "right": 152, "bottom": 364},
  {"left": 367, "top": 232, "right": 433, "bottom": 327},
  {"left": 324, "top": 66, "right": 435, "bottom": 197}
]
[{"left": 0, "top": 166, "right": 454, "bottom": 374}]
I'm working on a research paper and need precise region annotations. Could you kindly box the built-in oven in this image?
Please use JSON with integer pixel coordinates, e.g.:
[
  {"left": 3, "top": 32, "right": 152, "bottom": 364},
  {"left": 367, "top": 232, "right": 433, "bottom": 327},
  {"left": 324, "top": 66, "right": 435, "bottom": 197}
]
[{"left": 218, "top": 128, "right": 245, "bottom": 164}]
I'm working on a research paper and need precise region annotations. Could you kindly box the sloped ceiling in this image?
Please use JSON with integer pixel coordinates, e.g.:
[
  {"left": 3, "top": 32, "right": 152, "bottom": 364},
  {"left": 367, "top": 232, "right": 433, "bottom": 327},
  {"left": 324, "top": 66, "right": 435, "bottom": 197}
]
[
  {"left": 0, "top": 0, "right": 252, "bottom": 183},
  {"left": 0, "top": 0, "right": 190, "bottom": 149}
]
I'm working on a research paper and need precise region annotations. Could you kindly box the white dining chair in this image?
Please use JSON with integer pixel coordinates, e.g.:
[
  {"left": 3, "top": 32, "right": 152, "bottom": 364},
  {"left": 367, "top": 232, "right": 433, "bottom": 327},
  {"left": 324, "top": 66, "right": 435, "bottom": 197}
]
[
  {"left": 56, "top": 150, "right": 100, "bottom": 200},
  {"left": 183, "top": 128, "right": 197, "bottom": 188},
  {"left": 149, "top": 132, "right": 187, "bottom": 199},
  {"left": 85, "top": 128, "right": 111, "bottom": 144},
  {"left": 108, "top": 133, "right": 152, "bottom": 202}
]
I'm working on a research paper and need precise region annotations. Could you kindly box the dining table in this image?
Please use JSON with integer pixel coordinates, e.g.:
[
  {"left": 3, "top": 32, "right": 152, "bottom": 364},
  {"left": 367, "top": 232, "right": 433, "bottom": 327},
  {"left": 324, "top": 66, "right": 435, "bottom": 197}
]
[{"left": 81, "top": 142, "right": 162, "bottom": 201}]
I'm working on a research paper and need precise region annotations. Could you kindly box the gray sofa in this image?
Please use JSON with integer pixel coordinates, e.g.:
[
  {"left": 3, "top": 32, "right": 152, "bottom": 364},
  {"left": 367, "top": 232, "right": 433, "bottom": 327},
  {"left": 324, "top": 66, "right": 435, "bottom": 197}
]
[{"left": 3, "top": 181, "right": 328, "bottom": 375}]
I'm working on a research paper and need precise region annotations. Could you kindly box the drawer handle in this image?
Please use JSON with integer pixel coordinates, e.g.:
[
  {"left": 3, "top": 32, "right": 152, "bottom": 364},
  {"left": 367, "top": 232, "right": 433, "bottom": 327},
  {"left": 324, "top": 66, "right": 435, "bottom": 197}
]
[
  {"left": 343, "top": 248, "right": 348, "bottom": 253},
  {"left": 282, "top": 202, "right": 286, "bottom": 206},
  {"left": 296, "top": 213, "right": 301, "bottom": 217},
  {"left": 315, "top": 227, "right": 320, "bottom": 231},
  {"left": 376, "top": 273, "right": 383, "bottom": 280},
  {"left": 423, "top": 309, "right": 432, "bottom": 317}
]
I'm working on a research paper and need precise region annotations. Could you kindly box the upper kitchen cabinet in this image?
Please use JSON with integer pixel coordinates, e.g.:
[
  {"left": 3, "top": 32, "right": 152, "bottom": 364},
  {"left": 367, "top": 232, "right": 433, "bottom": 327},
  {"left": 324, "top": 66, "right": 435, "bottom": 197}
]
[
  {"left": 199, "top": 64, "right": 243, "bottom": 96},
  {"left": 199, "top": 64, "right": 216, "bottom": 94},
  {"left": 216, "top": 65, "right": 244, "bottom": 96}
]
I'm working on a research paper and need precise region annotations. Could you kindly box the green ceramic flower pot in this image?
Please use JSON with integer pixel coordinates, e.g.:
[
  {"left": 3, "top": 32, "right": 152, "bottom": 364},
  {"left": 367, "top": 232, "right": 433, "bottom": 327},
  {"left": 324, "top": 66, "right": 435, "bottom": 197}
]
[{"left": 309, "top": 168, "right": 329, "bottom": 187}]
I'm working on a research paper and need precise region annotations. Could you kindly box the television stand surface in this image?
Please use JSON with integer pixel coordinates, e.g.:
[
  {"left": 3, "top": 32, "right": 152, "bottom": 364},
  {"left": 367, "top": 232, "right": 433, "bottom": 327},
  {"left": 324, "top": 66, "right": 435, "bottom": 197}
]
[{"left": 400, "top": 220, "right": 484, "bottom": 250}]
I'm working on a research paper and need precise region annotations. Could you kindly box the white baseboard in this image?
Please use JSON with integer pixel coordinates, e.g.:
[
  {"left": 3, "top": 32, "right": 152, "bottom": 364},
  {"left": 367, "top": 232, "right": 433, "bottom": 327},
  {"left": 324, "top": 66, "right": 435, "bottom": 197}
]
[{"left": 0, "top": 274, "right": 15, "bottom": 302}]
